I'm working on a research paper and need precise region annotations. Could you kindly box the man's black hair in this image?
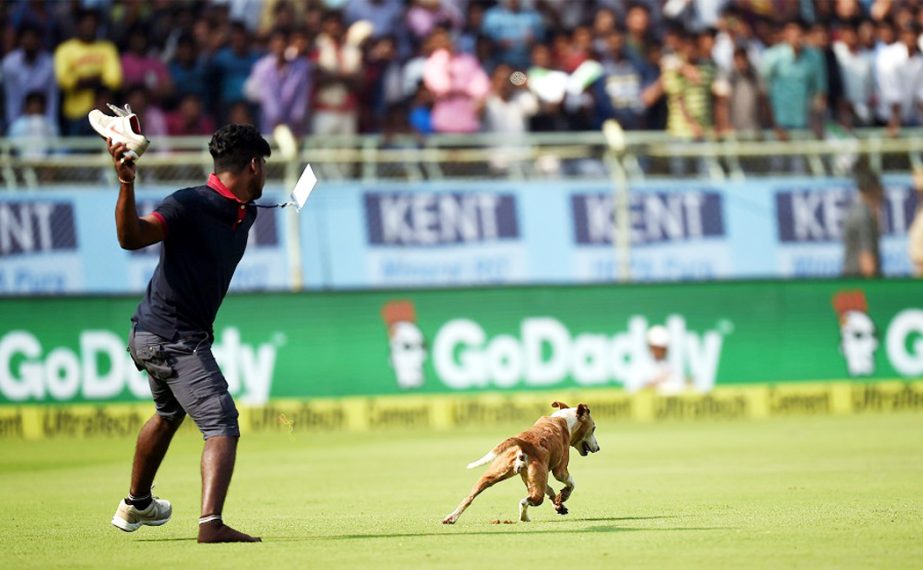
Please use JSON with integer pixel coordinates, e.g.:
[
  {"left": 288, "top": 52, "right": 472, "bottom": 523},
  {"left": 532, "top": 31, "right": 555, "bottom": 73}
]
[
  {"left": 18, "top": 23, "right": 42, "bottom": 39},
  {"left": 24, "top": 90, "right": 47, "bottom": 108},
  {"left": 76, "top": 8, "right": 100, "bottom": 23},
  {"left": 626, "top": 1, "right": 651, "bottom": 14},
  {"left": 321, "top": 9, "right": 343, "bottom": 24},
  {"left": 208, "top": 124, "right": 271, "bottom": 173}
]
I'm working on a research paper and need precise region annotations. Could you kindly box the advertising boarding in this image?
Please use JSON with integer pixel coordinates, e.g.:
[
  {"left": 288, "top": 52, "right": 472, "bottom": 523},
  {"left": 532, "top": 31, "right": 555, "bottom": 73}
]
[
  {"left": 1, "top": 279, "right": 921, "bottom": 406},
  {"left": 0, "top": 177, "right": 918, "bottom": 293}
]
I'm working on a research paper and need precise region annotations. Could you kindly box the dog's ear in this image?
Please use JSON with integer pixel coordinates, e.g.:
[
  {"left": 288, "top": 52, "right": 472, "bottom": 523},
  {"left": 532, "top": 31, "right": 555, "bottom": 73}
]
[
  {"left": 551, "top": 401, "right": 570, "bottom": 410},
  {"left": 576, "top": 403, "right": 590, "bottom": 418}
]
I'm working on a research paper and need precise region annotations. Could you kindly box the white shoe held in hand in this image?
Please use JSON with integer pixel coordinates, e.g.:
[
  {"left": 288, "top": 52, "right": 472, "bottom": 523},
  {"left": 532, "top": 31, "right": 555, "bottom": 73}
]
[{"left": 88, "top": 103, "right": 150, "bottom": 162}]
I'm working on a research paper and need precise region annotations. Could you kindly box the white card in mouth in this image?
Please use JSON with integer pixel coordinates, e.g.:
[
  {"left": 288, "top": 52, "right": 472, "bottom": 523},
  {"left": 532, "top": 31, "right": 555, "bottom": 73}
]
[{"left": 290, "top": 164, "right": 317, "bottom": 212}]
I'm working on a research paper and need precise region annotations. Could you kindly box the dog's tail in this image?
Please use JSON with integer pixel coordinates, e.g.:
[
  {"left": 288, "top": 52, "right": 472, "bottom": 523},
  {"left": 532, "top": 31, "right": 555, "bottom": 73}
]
[
  {"left": 466, "top": 450, "right": 497, "bottom": 469},
  {"left": 466, "top": 438, "right": 521, "bottom": 469}
]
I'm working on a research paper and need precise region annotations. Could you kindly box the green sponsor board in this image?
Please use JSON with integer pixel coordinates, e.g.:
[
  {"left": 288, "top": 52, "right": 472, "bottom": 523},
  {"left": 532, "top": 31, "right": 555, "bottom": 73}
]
[{"left": 0, "top": 279, "right": 921, "bottom": 405}]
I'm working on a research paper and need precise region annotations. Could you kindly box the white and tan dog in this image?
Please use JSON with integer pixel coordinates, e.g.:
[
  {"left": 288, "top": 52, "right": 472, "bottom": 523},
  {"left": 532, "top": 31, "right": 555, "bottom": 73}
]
[{"left": 442, "top": 401, "right": 600, "bottom": 524}]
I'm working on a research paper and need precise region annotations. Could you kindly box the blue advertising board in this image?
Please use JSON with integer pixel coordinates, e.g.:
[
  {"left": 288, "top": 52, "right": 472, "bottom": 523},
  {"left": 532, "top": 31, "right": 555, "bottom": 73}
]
[
  {"left": 0, "top": 176, "right": 917, "bottom": 294},
  {"left": 0, "top": 187, "right": 292, "bottom": 294}
]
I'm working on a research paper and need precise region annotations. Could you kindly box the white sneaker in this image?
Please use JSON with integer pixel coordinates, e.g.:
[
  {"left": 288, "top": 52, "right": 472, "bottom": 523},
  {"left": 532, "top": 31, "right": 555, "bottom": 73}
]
[
  {"left": 111, "top": 497, "right": 172, "bottom": 532},
  {"left": 88, "top": 103, "right": 150, "bottom": 162}
]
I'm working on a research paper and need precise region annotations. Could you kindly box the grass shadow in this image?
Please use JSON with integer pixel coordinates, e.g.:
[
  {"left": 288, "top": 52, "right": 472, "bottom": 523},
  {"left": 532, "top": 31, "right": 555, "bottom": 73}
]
[
  {"left": 547, "top": 515, "right": 679, "bottom": 523},
  {"left": 264, "top": 524, "right": 728, "bottom": 542}
]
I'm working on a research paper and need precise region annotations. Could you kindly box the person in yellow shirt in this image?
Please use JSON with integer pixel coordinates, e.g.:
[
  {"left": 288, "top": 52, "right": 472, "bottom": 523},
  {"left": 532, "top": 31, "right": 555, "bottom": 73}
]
[{"left": 54, "top": 9, "right": 122, "bottom": 135}]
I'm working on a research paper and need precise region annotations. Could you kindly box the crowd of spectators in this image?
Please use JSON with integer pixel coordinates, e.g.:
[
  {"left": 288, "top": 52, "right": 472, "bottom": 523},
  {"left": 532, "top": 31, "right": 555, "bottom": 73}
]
[{"left": 4, "top": 0, "right": 923, "bottom": 150}]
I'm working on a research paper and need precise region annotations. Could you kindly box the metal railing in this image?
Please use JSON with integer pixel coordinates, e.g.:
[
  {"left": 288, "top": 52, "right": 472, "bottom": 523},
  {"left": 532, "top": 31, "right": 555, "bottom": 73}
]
[{"left": 3, "top": 128, "right": 923, "bottom": 190}]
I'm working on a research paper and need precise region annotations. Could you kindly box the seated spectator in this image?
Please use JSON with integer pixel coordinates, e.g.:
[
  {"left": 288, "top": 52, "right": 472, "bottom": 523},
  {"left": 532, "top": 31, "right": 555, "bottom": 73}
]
[
  {"left": 54, "top": 9, "right": 122, "bottom": 136},
  {"left": 760, "top": 19, "right": 827, "bottom": 140},
  {"left": 481, "top": 0, "right": 544, "bottom": 69},
  {"left": 876, "top": 22, "right": 923, "bottom": 135},
  {"left": 422, "top": 27, "right": 490, "bottom": 133},
  {"left": 167, "top": 94, "right": 216, "bottom": 136},
  {"left": 406, "top": 0, "right": 464, "bottom": 48},
  {"left": 245, "top": 29, "right": 311, "bottom": 135},
  {"left": 206, "top": 21, "right": 260, "bottom": 123},
  {"left": 3, "top": 24, "right": 57, "bottom": 134},
  {"left": 169, "top": 34, "right": 208, "bottom": 101},
  {"left": 311, "top": 11, "right": 363, "bottom": 136},
  {"left": 120, "top": 25, "right": 174, "bottom": 103},
  {"left": 8, "top": 91, "right": 58, "bottom": 159},
  {"left": 834, "top": 23, "right": 875, "bottom": 127}
]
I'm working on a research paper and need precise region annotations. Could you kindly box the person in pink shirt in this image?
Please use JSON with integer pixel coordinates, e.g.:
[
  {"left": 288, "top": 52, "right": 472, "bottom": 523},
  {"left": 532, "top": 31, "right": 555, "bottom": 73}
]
[
  {"left": 120, "top": 26, "right": 174, "bottom": 103},
  {"left": 422, "top": 27, "right": 490, "bottom": 133}
]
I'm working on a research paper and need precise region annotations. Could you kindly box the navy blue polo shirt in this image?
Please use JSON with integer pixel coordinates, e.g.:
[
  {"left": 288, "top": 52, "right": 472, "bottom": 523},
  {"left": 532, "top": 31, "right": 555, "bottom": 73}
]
[{"left": 132, "top": 174, "right": 256, "bottom": 340}]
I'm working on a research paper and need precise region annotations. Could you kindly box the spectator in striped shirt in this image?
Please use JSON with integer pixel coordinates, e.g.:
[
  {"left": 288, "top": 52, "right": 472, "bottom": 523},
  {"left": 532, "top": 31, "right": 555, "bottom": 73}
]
[{"left": 662, "top": 29, "right": 721, "bottom": 140}]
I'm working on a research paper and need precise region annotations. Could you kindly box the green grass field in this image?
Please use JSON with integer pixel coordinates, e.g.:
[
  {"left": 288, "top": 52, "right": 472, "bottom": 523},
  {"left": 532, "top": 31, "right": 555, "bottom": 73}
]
[{"left": 2, "top": 413, "right": 921, "bottom": 569}]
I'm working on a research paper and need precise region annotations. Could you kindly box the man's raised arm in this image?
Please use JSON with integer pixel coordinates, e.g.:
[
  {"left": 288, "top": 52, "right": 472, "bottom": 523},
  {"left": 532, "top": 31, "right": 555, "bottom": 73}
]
[{"left": 108, "top": 139, "right": 165, "bottom": 250}]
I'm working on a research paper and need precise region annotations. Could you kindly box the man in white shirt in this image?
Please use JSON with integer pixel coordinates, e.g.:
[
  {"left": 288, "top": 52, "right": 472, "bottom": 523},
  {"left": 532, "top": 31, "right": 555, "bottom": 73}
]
[
  {"left": 639, "top": 326, "right": 689, "bottom": 395},
  {"left": 483, "top": 63, "right": 538, "bottom": 171},
  {"left": 834, "top": 23, "right": 875, "bottom": 126},
  {"left": 875, "top": 22, "right": 923, "bottom": 135}
]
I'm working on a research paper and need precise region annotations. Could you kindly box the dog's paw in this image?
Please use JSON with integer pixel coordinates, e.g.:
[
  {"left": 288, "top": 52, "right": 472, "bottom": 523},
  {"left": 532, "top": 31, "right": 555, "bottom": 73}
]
[
  {"left": 555, "top": 504, "right": 569, "bottom": 516},
  {"left": 442, "top": 515, "right": 458, "bottom": 525}
]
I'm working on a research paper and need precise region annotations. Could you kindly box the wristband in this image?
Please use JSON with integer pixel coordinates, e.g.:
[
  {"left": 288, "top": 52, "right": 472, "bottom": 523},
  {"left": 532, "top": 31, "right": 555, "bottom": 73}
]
[{"left": 119, "top": 177, "right": 135, "bottom": 184}]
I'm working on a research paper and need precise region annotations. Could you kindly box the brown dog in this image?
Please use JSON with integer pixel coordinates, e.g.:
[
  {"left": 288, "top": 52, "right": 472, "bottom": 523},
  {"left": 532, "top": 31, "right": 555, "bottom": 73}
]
[{"left": 442, "top": 402, "right": 600, "bottom": 524}]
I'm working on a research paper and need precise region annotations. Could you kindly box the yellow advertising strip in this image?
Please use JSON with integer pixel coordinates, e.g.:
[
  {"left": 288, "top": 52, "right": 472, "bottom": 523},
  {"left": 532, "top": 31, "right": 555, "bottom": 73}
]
[{"left": 1, "top": 381, "right": 922, "bottom": 440}]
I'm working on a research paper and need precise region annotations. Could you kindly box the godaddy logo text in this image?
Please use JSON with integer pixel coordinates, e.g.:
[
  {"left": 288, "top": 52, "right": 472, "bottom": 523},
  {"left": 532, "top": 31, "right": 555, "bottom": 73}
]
[{"left": 0, "top": 328, "right": 278, "bottom": 404}]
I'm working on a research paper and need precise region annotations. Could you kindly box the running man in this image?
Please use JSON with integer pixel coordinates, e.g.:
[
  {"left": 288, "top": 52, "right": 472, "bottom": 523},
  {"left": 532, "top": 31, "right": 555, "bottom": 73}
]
[{"left": 106, "top": 123, "right": 269, "bottom": 543}]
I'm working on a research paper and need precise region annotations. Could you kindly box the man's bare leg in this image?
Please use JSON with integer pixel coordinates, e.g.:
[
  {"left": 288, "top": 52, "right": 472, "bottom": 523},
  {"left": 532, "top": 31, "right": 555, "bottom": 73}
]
[
  {"left": 197, "top": 436, "right": 260, "bottom": 543},
  {"left": 129, "top": 414, "right": 182, "bottom": 499}
]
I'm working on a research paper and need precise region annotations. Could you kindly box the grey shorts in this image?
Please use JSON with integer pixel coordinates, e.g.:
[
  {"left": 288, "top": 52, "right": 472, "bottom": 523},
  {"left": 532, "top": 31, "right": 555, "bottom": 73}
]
[{"left": 127, "top": 326, "right": 239, "bottom": 439}]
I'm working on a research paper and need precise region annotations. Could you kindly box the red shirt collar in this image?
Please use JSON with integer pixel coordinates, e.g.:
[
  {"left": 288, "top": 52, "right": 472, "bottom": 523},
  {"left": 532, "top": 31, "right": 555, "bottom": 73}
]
[{"left": 207, "top": 173, "right": 246, "bottom": 204}]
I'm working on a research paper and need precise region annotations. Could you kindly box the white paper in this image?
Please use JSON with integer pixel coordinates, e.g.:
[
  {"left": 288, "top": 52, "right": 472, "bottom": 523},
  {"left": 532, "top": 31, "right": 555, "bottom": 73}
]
[{"left": 290, "top": 164, "right": 317, "bottom": 212}]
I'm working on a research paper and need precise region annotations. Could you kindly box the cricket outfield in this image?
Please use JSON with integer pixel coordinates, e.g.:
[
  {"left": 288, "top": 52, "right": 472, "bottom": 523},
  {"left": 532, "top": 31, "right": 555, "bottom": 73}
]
[{"left": 1, "top": 412, "right": 920, "bottom": 569}]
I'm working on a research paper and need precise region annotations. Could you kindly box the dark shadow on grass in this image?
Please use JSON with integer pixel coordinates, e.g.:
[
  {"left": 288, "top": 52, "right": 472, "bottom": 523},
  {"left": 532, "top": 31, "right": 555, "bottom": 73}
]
[
  {"left": 264, "top": 524, "right": 728, "bottom": 541},
  {"left": 547, "top": 515, "right": 679, "bottom": 523},
  {"left": 135, "top": 538, "right": 199, "bottom": 542}
]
